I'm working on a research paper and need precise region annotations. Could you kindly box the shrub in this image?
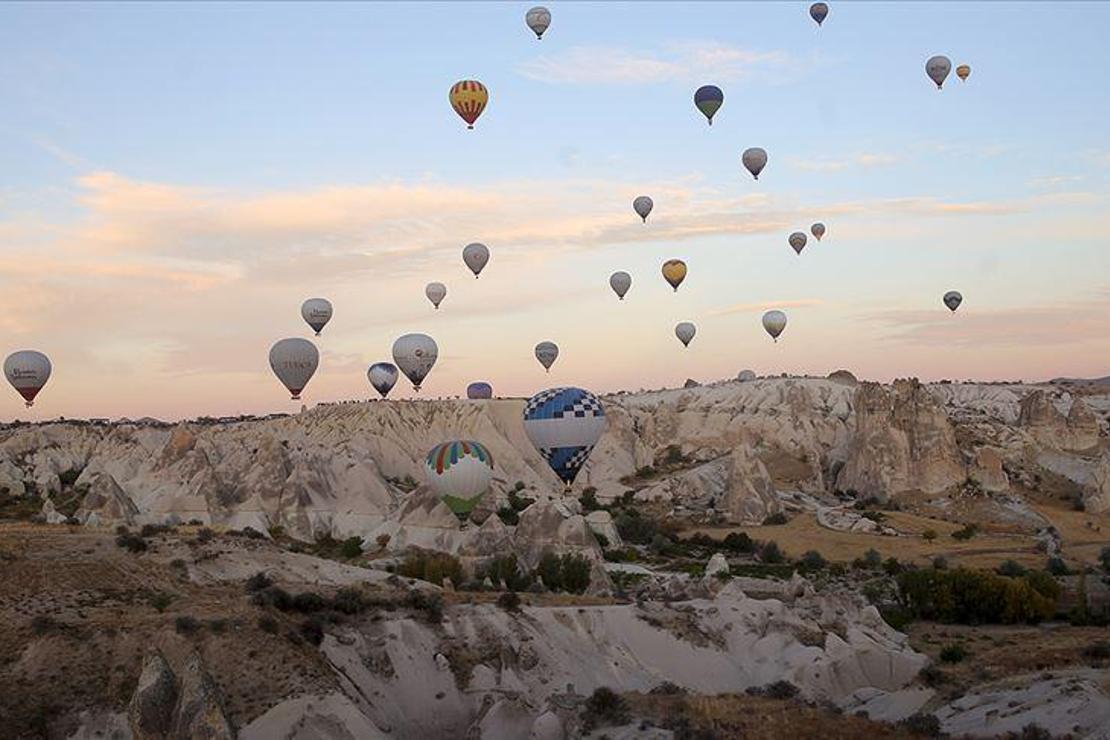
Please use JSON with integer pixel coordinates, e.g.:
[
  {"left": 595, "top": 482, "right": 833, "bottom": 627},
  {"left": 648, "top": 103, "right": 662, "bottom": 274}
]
[
  {"left": 880, "top": 606, "right": 914, "bottom": 631},
  {"left": 997, "top": 560, "right": 1027, "bottom": 577},
  {"left": 1010, "top": 725, "right": 1052, "bottom": 740},
  {"left": 339, "top": 537, "right": 363, "bottom": 559},
  {"left": 1100, "top": 546, "right": 1110, "bottom": 574},
  {"left": 939, "top": 644, "right": 968, "bottom": 663},
  {"left": 140, "top": 523, "right": 172, "bottom": 538},
  {"left": 897, "top": 568, "right": 1058, "bottom": 625},
  {"left": 1082, "top": 641, "right": 1110, "bottom": 662},
  {"left": 759, "top": 541, "right": 785, "bottom": 564},
  {"left": 863, "top": 548, "right": 882, "bottom": 568},
  {"left": 799, "top": 550, "right": 827, "bottom": 571},
  {"left": 922, "top": 529, "right": 938, "bottom": 542},
  {"left": 951, "top": 523, "right": 978, "bottom": 541},
  {"left": 405, "top": 590, "right": 444, "bottom": 624},
  {"left": 746, "top": 680, "right": 799, "bottom": 700},
  {"left": 251, "top": 586, "right": 293, "bottom": 611},
  {"left": 594, "top": 532, "right": 609, "bottom": 549},
  {"left": 175, "top": 615, "right": 200, "bottom": 634},
  {"left": 497, "top": 591, "right": 521, "bottom": 612},
  {"left": 245, "top": 572, "right": 273, "bottom": 593},
  {"left": 932, "top": 555, "right": 949, "bottom": 570},
  {"left": 207, "top": 618, "right": 228, "bottom": 633},
  {"left": 299, "top": 617, "right": 324, "bottom": 646},
  {"left": 257, "top": 615, "right": 279, "bottom": 634},
  {"left": 584, "top": 687, "right": 627, "bottom": 725},
  {"left": 883, "top": 557, "right": 903, "bottom": 576},
  {"left": 58, "top": 468, "right": 82, "bottom": 487},
  {"left": 1046, "top": 557, "right": 1069, "bottom": 576},
  {"left": 722, "top": 531, "right": 755, "bottom": 553},
  {"left": 560, "top": 553, "right": 592, "bottom": 594},
  {"left": 661, "top": 444, "right": 686, "bottom": 466},
  {"left": 149, "top": 592, "right": 174, "bottom": 613},
  {"left": 481, "top": 554, "right": 532, "bottom": 592},
  {"left": 291, "top": 592, "right": 327, "bottom": 613},
  {"left": 634, "top": 465, "right": 657, "bottom": 479},
  {"left": 761, "top": 512, "right": 789, "bottom": 526},
  {"left": 31, "top": 615, "right": 59, "bottom": 635},
  {"left": 115, "top": 533, "right": 147, "bottom": 553},
  {"left": 398, "top": 550, "right": 463, "bottom": 588},
  {"left": 613, "top": 508, "right": 657, "bottom": 545},
  {"left": 917, "top": 664, "right": 947, "bottom": 687},
  {"left": 331, "top": 587, "right": 366, "bottom": 615},
  {"left": 496, "top": 506, "right": 519, "bottom": 526},
  {"left": 579, "top": 488, "right": 601, "bottom": 512},
  {"left": 195, "top": 527, "right": 214, "bottom": 544},
  {"left": 898, "top": 712, "right": 941, "bottom": 737}
]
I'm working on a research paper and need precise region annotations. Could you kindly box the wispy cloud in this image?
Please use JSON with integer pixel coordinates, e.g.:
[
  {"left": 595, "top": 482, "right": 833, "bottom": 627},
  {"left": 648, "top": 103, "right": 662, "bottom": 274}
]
[
  {"left": 786, "top": 152, "right": 900, "bottom": 172},
  {"left": 708, "top": 299, "right": 825, "bottom": 317},
  {"left": 1027, "top": 174, "right": 1084, "bottom": 189}
]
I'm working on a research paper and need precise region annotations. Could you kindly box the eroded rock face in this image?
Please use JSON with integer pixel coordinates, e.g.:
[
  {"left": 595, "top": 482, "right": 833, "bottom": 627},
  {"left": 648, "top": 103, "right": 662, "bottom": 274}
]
[
  {"left": 172, "top": 653, "right": 234, "bottom": 739},
  {"left": 969, "top": 447, "right": 1009, "bottom": 493},
  {"left": 1088, "top": 452, "right": 1110, "bottom": 514},
  {"left": 513, "top": 501, "right": 601, "bottom": 570},
  {"left": 75, "top": 472, "right": 140, "bottom": 527},
  {"left": 723, "top": 447, "right": 780, "bottom": 524},
  {"left": 1019, "top": 391, "right": 1099, "bottom": 452},
  {"left": 128, "top": 651, "right": 177, "bottom": 739}
]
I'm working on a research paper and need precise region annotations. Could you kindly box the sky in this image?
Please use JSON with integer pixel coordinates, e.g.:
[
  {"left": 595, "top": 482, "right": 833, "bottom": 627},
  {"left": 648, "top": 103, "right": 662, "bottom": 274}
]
[{"left": 1, "top": 1, "right": 1108, "bottom": 421}]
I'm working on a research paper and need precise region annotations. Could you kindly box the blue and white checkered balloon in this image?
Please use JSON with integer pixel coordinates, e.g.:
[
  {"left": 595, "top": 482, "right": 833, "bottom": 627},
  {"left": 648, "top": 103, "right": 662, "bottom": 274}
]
[{"left": 523, "top": 387, "right": 606, "bottom": 488}]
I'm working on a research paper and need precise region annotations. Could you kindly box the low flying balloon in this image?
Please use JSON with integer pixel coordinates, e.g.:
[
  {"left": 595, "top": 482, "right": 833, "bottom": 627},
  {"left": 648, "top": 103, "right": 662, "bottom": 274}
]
[
  {"left": 662, "top": 259, "right": 687, "bottom": 292},
  {"left": 449, "top": 80, "right": 488, "bottom": 129},
  {"left": 943, "top": 291, "right": 963, "bottom": 312},
  {"left": 462, "top": 242, "right": 490, "bottom": 278},
  {"left": 425, "top": 440, "right": 494, "bottom": 515},
  {"left": 523, "top": 387, "right": 606, "bottom": 489},
  {"left": 269, "top": 338, "right": 318, "bottom": 400},
  {"left": 633, "top": 196, "right": 653, "bottom": 223},
  {"left": 4, "top": 350, "right": 51, "bottom": 407},
  {"left": 811, "top": 223, "right": 826, "bottom": 241},
  {"left": 426, "top": 282, "right": 447, "bottom": 309},
  {"left": 525, "top": 6, "right": 551, "bottom": 39},
  {"left": 467, "top": 381, "right": 493, "bottom": 400},
  {"left": 301, "top": 298, "right": 332, "bottom": 336},
  {"left": 762, "top": 310, "right": 787, "bottom": 343},
  {"left": 789, "top": 232, "right": 808, "bottom": 255},
  {"left": 956, "top": 64, "right": 971, "bottom": 82},
  {"left": 368, "top": 362, "right": 399, "bottom": 399},
  {"left": 809, "top": 2, "right": 829, "bottom": 26},
  {"left": 392, "top": 333, "right": 438, "bottom": 392},
  {"left": 694, "top": 85, "right": 724, "bottom": 125},
  {"left": 609, "top": 271, "right": 632, "bottom": 300},
  {"left": 742, "top": 147, "right": 768, "bottom": 180},
  {"left": 926, "top": 55, "right": 951, "bottom": 89},
  {"left": 675, "top": 322, "right": 696, "bottom": 348},
  {"left": 535, "top": 341, "right": 559, "bottom": 372}
]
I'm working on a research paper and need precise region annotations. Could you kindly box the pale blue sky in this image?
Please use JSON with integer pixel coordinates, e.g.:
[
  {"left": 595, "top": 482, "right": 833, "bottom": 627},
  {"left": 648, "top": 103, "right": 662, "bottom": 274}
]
[{"left": 0, "top": 2, "right": 1108, "bottom": 419}]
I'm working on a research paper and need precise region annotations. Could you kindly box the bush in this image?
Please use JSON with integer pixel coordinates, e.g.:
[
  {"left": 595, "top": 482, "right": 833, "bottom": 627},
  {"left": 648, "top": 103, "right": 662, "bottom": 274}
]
[
  {"left": 1009, "top": 725, "right": 1052, "bottom": 740},
  {"left": 1082, "top": 641, "right": 1110, "bottom": 662},
  {"left": 405, "top": 590, "right": 444, "bottom": 623},
  {"left": 584, "top": 687, "right": 627, "bottom": 725},
  {"left": 613, "top": 508, "right": 657, "bottom": 545},
  {"left": 207, "top": 618, "right": 228, "bottom": 633},
  {"left": 883, "top": 557, "right": 903, "bottom": 576},
  {"left": 880, "top": 606, "right": 914, "bottom": 631},
  {"left": 579, "top": 488, "right": 601, "bottom": 512},
  {"left": 997, "top": 560, "right": 1027, "bottom": 577},
  {"left": 722, "top": 532, "right": 755, "bottom": 554},
  {"left": 148, "top": 592, "right": 174, "bottom": 613},
  {"left": 58, "top": 468, "right": 82, "bottom": 487},
  {"left": 251, "top": 586, "right": 293, "bottom": 611},
  {"left": 115, "top": 533, "right": 147, "bottom": 553},
  {"left": 863, "top": 548, "right": 882, "bottom": 568},
  {"left": 31, "top": 615, "right": 59, "bottom": 635},
  {"left": 140, "top": 523, "right": 172, "bottom": 538},
  {"left": 939, "top": 644, "right": 968, "bottom": 663},
  {"left": 497, "top": 591, "right": 521, "bottom": 612},
  {"left": 175, "top": 615, "right": 200, "bottom": 634},
  {"left": 799, "top": 550, "right": 827, "bottom": 571},
  {"left": 291, "top": 592, "right": 327, "bottom": 613},
  {"left": 195, "top": 527, "right": 214, "bottom": 544},
  {"left": 481, "top": 554, "right": 532, "bottom": 592},
  {"left": 398, "top": 550, "right": 463, "bottom": 588},
  {"left": 535, "top": 552, "right": 592, "bottom": 594},
  {"left": 245, "top": 572, "right": 273, "bottom": 593},
  {"left": 759, "top": 541, "right": 785, "bottom": 564},
  {"left": 951, "top": 523, "right": 978, "bottom": 541},
  {"left": 339, "top": 537, "right": 363, "bottom": 559},
  {"left": 258, "top": 615, "right": 279, "bottom": 634},
  {"left": 331, "top": 587, "right": 367, "bottom": 615},
  {"left": 897, "top": 568, "right": 1058, "bottom": 625},
  {"left": 1100, "top": 546, "right": 1110, "bottom": 574},
  {"left": 922, "top": 529, "right": 938, "bottom": 542},
  {"left": 300, "top": 617, "right": 324, "bottom": 646},
  {"left": 1046, "top": 557, "right": 1070, "bottom": 576},
  {"left": 746, "top": 680, "right": 799, "bottom": 700},
  {"left": 898, "top": 712, "right": 941, "bottom": 737},
  {"left": 917, "top": 664, "right": 947, "bottom": 688},
  {"left": 761, "top": 512, "right": 789, "bottom": 526},
  {"left": 932, "top": 555, "right": 949, "bottom": 570}
]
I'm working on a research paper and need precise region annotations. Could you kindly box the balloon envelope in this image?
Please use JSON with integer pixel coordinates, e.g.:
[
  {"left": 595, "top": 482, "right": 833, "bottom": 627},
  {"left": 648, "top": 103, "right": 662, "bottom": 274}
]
[
  {"left": 943, "top": 291, "right": 963, "bottom": 312},
  {"left": 392, "top": 333, "right": 438, "bottom": 391},
  {"left": 810, "top": 2, "right": 828, "bottom": 25},
  {"left": 662, "top": 259, "right": 687, "bottom": 291},
  {"left": 463, "top": 243, "right": 490, "bottom": 278},
  {"left": 523, "top": 387, "right": 606, "bottom": 488},
  {"left": 789, "top": 232, "right": 808, "bottom": 254},
  {"left": 675, "top": 322, "right": 696, "bottom": 347},
  {"left": 632, "top": 196, "right": 653, "bottom": 223},
  {"left": 301, "top": 298, "right": 333, "bottom": 336},
  {"left": 4, "top": 350, "right": 51, "bottom": 407},
  {"left": 811, "top": 223, "right": 826, "bottom": 241},
  {"left": 449, "top": 80, "right": 488, "bottom": 128},
  {"left": 609, "top": 271, "right": 632, "bottom": 300},
  {"left": 956, "top": 64, "right": 970, "bottom": 81},
  {"left": 535, "top": 341, "right": 559, "bottom": 372},
  {"left": 742, "top": 147, "right": 768, "bottom": 180},
  {"left": 426, "top": 282, "right": 447, "bottom": 309},
  {"left": 926, "top": 55, "right": 952, "bottom": 89},
  {"left": 694, "top": 85, "right": 724, "bottom": 125},
  {"left": 762, "top": 310, "right": 788, "bottom": 342},
  {"left": 425, "top": 440, "right": 494, "bottom": 515},
  {"left": 525, "top": 6, "right": 551, "bottom": 39},
  {"left": 368, "top": 362, "right": 399, "bottom": 398},
  {"left": 269, "top": 338, "right": 318, "bottom": 400},
  {"left": 467, "top": 381, "right": 493, "bottom": 400}
]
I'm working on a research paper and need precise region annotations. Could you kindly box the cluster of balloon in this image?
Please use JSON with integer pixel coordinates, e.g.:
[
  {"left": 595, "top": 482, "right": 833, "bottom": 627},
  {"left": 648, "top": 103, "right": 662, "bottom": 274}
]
[
  {"left": 742, "top": 147, "right": 768, "bottom": 180},
  {"left": 762, "top": 310, "right": 788, "bottom": 343},
  {"left": 788, "top": 231, "right": 808, "bottom": 255},
  {"left": 424, "top": 440, "right": 494, "bottom": 515},
  {"left": 466, "top": 381, "right": 493, "bottom": 400},
  {"left": 425, "top": 282, "right": 447, "bottom": 309},
  {"left": 392, "top": 333, "right": 438, "bottom": 392},
  {"left": 632, "top": 195, "right": 653, "bottom": 223},
  {"left": 694, "top": 85, "right": 724, "bottom": 125},
  {"left": 535, "top": 341, "right": 559, "bottom": 372},
  {"left": 943, "top": 291, "right": 963, "bottom": 313},
  {"left": 523, "top": 387, "right": 606, "bottom": 491},
  {"left": 269, "top": 338, "right": 319, "bottom": 400},
  {"left": 662, "top": 259, "right": 687, "bottom": 292},
  {"left": 301, "top": 298, "right": 333, "bottom": 336},
  {"left": 4, "top": 351, "right": 52, "bottom": 408},
  {"left": 449, "top": 80, "right": 488, "bottom": 129},
  {"left": 462, "top": 242, "right": 490, "bottom": 278},
  {"left": 675, "top": 322, "right": 696, "bottom": 348},
  {"left": 368, "top": 362, "right": 399, "bottom": 398},
  {"left": 809, "top": 2, "right": 829, "bottom": 26},
  {"left": 609, "top": 271, "right": 631, "bottom": 300},
  {"left": 525, "top": 6, "right": 551, "bottom": 39}
]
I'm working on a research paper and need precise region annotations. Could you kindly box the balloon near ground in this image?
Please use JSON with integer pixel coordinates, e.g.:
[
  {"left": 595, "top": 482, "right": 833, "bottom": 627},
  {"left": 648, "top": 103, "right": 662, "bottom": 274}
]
[
  {"left": 694, "top": 85, "right": 723, "bottom": 125},
  {"left": 425, "top": 282, "right": 446, "bottom": 309},
  {"left": 525, "top": 6, "right": 551, "bottom": 39},
  {"left": 523, "top": 387, "right": 606, "bottom": 489},
  {"left": 300, "top": 298, "right": 332, "bottom": 336},
  {"left": 392, "top": 333, "right": 438, "bottom": 391},
  {"left": 449, "top": 80, "right": 488, "bottom": 129},
  {"left": 662, "top": 259, "right": 687, "bottom": 292},
  {"left": 789, "top": 232, "right": 808, "bottom": 255},
  {"left": 424, "top": 440, "right": 494, "bottom": 515},
  {"left": 368, "top": 362, "right": 399, "bottom": 399},
  {"left": 609, "top": 271, "right": 632, "bottom": 300},
  {"left": 675, "top": 321, "right": 696, "bottom": 348},
  {"left": 535, "top": 341, "right": 559, "bottom": 372},
  {"left": 4, "top": 350, "right": 51, "bottom": 407},
  {"left": 944, "top": 291, "right": 963, "bottom": 312},
  {"left": 810, "top": 2, "right": 829, "bottom": 26},
  {"left": 466, "top": 381, "right": 493, "bottom": 400},
  {"left": 926, "top": 55, "right": 952, "bottom": 89},
  {"left": 462, "top": 242, "right": 490, "bottom": 278},
  {"left": 632, "top": 195, "right": 653, "bottom": 223},
  {"left": 762, "top": 310, "right": 788, "bottom": 342},
  {"left": 742, "top": 147, "right": 768, "bottom": 180},
  {"left": 269, "top": 338, "right": 318, "bottom": 400},
  {"left": 811, "top": 222, "right": 826, "bottom": 241}
]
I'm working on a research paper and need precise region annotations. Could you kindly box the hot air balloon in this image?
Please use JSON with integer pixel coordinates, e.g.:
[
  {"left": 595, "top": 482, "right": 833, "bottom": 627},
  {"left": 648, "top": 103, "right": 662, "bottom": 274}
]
[
  {"left": 926, "top": 56, "right": 951, "bottom": 89},
  {"left": 449, "top": 80, "right": 488, "bottom": 129},
  {"left": 368, "top": 362, "right": 399, "bottom": 399},
  {"left": 525, "top": 6, "right": 551, "bottom": 39},
  {"left": 956, "top": 64, "right": 970, "bottom": 82},
  {"left": 811, "top": 223, "right": 826, "bottom": 241},
  {"left": 609, "top": 271, "right": 632, "bottom": 300},
  {"left": 269, "top": 338, "right": 318, "bottom": 400},
  {"left": 426, "top": 282, "right": 447, "bottom": 309},
  {"left": 742, "top": 147, "right": 768, "bottom": 180},
  {"left": 633, "top": 196, "right": 653, "bottom": 223},
  {"left": 694, "top": 85, "right": 724, "bottom": 125},
  {"left": 675, "top": 322, "right": 696, "bottom": 348},
  {"left": 4, "top": 350, "right": 51, "bottom": 407},
  {"left": 392, "top": 333, "right": 438, "bottom": 392},
  {"left": 425, "top": 440, "right": 494, "bottom": 515},
  {"left": 662, "top": 259, "right": 687, "bottom": 292},
  {"left": 535, "top": 341, "right": 559, "bottom": 372},
  {"left": 809, "top": 2, "right": 829, "bottom": 25},
  {"left": 523, "top": 387, "right": 606, "bottom": 490},
  {"left": 762, "top": 310, "right": 787, "bottom": 342},
  {"left": 301, "top": 298, "right": 332, "bottom": 336},
  {"left": 467, "top": 381, "right": 493, "bottom": 400},
  {"left": 943, "top": 291, "right": 963, "bottom": 312},
  {"left": 462, "top": 242, "right": 490, "bottom": 278},
  {"left": 789, "top": 232, "right": 808, "bottom": 255}
]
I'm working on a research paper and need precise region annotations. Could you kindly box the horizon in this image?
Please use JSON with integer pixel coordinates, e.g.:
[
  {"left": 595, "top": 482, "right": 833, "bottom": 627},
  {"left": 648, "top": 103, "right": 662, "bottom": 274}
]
[{"left": 2, "top": 1, "right": 1108, "bottom": 421}]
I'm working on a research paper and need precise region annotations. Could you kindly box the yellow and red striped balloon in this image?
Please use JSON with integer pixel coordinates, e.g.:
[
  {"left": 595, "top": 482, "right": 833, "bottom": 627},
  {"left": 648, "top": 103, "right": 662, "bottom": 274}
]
[{"left": 449, "top": 80, "right": 488, "bottom": 129}]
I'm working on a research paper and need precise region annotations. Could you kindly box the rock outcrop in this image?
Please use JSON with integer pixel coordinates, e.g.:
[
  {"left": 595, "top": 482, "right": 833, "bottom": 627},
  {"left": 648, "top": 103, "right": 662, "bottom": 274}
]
[
  {"left": 74, "top": 472, "right": 140, "bottom": 526},
  {"left": 129, "top": 651, "right": 178, "bottom": 739}
]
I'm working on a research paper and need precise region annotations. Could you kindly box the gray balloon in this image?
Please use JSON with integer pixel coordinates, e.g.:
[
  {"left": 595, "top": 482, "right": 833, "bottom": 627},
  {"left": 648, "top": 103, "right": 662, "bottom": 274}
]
[
  {"left": 809, "top": 2, "right": 828, "bottom": 25},
  {"left": 609, "top": 271, "right": 632, "bottom": 300},
  {"left": 368, "top": 362, "right": 398, "bottom": 398},
  {"left": 675, "top": 321, "right": 696, "bottom": 348},
  {"left": 742, "top": 148, "right": 767, "bottom": 180},
  {"left": 4, "top": 350, "right": 51, "bottom": 407},
  {"left": 525, "top": 6, "right": 551, "bottom": 39},
  {"left": 425, "top": 282, "right": 447, "bottom": 309},
  {"left": 789, "top": 232, "right": 807, "bottom": 255},
  {"left": 269, "top": 338, "right": 319, "bottom": 400},
  {"left": 535, "top": 341, "right": 559, "bottom": 372},
  {"left": 463, "top": 243, "right": 490, "bottom": 278},
  {"left": 301, "top": 298, "right": 332, "bottom": 336},
  {"left": 392, "top": 333, "right": 438, "bottom": 391},
  {"left": 633, "top": 196, "right": 653, "bottom": 223},
  {"left": 762, "top": 310, "right": 787, "bottom": 342},
  {"left": 926, "top": 55, "right": 952, "bottom": 89},
  {"left": 811, "top": 222, "right": 826, "bottom": 241},
  {"left": 943, "top": 291, "right": 963, "bottom": 312}
]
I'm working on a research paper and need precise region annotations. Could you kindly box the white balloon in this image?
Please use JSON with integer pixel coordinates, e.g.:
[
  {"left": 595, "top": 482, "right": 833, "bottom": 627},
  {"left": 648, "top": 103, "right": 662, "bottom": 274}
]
[
  {"left": 392, "top": 333, "right": 438, "bottom": 391},
  {"left": 633, "top": 196, "right": 653, "bottom": 223},
  {"left": 269, "top": 338, "right": 319, "bottom": 400},
  {"left": 609, "top": 271, "right": 632, "bottom": 300},
  {"left": 675, "top": 321, "right": 696, "bottom": 348},
  {"left": 742, "top": 147, "right": 768, "bottom": 180},
  {"left": 463, "top": 243, "right": 490, "bottom": 278},
  {"left": 535, "top": 341, "right": 559, "bottom": 372},
  {"left": 926, "top": 55, "right": 952, "bottom": 89},
  {"left": 525, "top": 6, "right": 551, "bottom": 39},
  {"left": 301, "top": 298, "right": 333, "bottom": 336},
  {"left": 4, "top": 350, "right": 51, "bottom": 407},
  {"left": 425, "top": 282, "right": 447, "bottom": 309},
  {"left": 367, "top": 362, "right": 399, "bottom": 398},
  {"left": 762, "top": 310, "right": 788, "bottom": 342}
]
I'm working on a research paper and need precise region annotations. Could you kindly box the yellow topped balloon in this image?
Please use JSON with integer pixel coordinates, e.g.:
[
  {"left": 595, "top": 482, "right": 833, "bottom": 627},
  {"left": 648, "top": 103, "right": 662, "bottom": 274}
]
[
  {"left": 956, "top": 64, "right": 971, "bottom": 82},
  {"left": 662, "top": 259, "right": 687, "bottom": 292},
  {"left": 449, "top": 80, "right": 488, "bottom": 130}
]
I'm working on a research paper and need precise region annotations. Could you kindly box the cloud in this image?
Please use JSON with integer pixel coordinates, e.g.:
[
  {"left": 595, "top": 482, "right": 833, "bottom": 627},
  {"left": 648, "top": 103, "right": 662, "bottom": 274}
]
[
  {"left": 786, "top": 153, "right": 900, "bottom": 172},
  {"left": 518, "top": 42, "right": 793, "bottom": 85},
  {"left": 1027, "top": 174, "right": 1084, "bottom": 189},
  {"left": 708, "top": 299, "right": 825, "bottom": 317}
]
